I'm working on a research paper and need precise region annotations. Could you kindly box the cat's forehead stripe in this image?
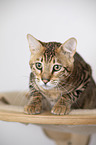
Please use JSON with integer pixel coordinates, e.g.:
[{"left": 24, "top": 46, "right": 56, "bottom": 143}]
[
  {"left": 44, "top": 51, "right": 53, "bottom": 62},
  {"left": 43, "top": 42, "right": 61, "bottom": 63}
]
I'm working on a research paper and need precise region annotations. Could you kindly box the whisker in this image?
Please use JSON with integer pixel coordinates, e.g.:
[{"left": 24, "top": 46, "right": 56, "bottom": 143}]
[
  {"left": 56, "top": 86, "right": 75, "bottom": 104},
  {"left": 59, "top": 72, "right": 75, "bottom": 79},
  {"left": 10, "top": 90, "right": 28, "bottom": 106}
]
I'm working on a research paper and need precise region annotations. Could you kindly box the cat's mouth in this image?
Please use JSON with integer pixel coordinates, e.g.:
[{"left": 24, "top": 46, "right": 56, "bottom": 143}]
[
  {"left": 41, "top": 84, "right": 53, "bottom": 90},
  {"left": 39, "top": 82, "right": 55, "bottom": 90}
]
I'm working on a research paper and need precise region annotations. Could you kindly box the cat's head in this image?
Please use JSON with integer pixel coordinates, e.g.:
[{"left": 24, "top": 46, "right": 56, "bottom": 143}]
[{"left": 27, "top": 34, "right": 77, "bottom": 90}]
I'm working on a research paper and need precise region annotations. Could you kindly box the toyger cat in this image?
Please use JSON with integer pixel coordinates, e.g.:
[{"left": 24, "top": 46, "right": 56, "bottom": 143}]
[{"left": 24, "top": 34, "right": 96, "bottom": 115}]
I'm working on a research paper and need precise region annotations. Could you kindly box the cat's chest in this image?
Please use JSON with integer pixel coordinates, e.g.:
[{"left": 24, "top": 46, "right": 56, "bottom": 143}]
[
  {"left": 33, "top": 83, "right": 60, "bottom": 106},
  {"left": 42, "top": 90, "right": 60, "bottom": 106},
  {"left": 43, "top": 89, "right": 60, "bottom": 99}
]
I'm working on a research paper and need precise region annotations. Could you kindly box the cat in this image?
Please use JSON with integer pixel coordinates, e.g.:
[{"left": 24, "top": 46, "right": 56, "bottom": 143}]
[{"left": 24, "top": 34, "right": 96, "bottom": 115}]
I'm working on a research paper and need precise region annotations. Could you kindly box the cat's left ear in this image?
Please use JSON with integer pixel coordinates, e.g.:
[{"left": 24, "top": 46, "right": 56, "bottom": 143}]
[
  {"left": 27, "top": 34, "right": 43, "bottom": 54},
  {"left": 59, "top": 38, "right": 77, "bottom": 57}
]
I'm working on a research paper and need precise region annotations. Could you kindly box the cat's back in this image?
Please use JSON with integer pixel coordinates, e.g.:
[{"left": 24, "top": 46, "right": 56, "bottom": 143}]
[{"left": 73, "top": 52, "right": 96, "bottom": 109}]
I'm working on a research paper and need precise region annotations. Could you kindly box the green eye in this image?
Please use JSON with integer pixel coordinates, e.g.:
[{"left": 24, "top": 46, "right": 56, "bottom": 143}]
[
  {"left": 53, "top": 65, "right": 62, "bottom": 71},
  {"left": 35, "top": 62, "right": 42, "bottom": 70}
]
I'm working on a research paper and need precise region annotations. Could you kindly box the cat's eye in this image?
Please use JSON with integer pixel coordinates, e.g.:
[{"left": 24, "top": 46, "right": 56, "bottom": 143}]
[
  {"left": 35, "top": 62, "right": 42, "bottom": 70},
  {"left": 53, "top": 65, "right": 62, "bottom": 71}
]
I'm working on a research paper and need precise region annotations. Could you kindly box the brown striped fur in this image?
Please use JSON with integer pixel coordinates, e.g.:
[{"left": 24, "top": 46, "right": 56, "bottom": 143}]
[{"left": 24, "top": 34, "right": 96, "bottom": 115}]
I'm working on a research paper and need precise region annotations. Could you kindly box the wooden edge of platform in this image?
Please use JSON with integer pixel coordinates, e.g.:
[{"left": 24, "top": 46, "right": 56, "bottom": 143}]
[{"left": 0, "top": 104, "right": 96, "bottom": 125}]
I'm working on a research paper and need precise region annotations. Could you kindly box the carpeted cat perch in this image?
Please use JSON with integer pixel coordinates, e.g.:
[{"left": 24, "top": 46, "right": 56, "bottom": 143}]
[{"left": 0, "top": 91, "right": 96, "bottom": 145}]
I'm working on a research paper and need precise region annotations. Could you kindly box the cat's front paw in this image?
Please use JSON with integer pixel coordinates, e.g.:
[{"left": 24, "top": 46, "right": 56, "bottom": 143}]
[
  {"left": 24, "top": 104, "right": 42, "bottom": 115},
  {"left": 51, "top": 105, "right": 71, "bottom": 115}
]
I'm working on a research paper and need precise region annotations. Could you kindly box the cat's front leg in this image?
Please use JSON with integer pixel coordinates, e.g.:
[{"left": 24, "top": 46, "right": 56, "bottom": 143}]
[
  {"left": 51, "top": 96, "right": 71, "bottom": 115},
  {"left": 24, "top": 92, "right": 42, "bottom": 115}
]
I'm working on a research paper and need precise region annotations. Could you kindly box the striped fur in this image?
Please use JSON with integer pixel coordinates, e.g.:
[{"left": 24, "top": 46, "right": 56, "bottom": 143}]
[{"left": 24, "top": 35, "right": 96, "bottom": 115}]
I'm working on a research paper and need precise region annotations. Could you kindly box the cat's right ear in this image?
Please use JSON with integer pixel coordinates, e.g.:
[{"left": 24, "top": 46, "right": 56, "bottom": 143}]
[
  {"left": 57, "top": 38, "right": 77, "bottom": 58},
  {"left": 27, "top": 34, "right": 43, "bottom": 54}
]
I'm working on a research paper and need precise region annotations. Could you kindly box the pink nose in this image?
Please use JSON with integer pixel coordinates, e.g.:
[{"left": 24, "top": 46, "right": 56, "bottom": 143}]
[{"left": 42, "top": 79, "right": 49, "bottom": 84}]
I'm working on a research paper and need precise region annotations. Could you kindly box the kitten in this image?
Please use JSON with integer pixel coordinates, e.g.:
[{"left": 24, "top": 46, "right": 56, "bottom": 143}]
[{"left": 24, "top": 34, "right": 96, "bottom": 115}]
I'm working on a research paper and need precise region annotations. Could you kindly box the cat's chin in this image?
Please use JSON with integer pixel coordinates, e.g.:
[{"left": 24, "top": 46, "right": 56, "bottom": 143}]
[{"left": 41, "top": 85, "right": 53, "bottom": 90}]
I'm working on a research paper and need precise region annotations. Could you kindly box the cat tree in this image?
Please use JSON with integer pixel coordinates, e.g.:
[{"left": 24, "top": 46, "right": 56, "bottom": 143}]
[{"left": 0, "top": 91, "right": 96, "bottom": 145}]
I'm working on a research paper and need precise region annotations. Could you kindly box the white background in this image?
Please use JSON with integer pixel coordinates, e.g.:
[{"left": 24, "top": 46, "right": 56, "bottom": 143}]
[{"left": 0, "top": 0, "right": 96, "bottom": 145}]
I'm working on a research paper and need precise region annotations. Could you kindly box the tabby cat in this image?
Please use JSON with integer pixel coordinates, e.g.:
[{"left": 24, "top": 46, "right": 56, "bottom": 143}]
[{"left": 24, "top": 34, "right": 96, "bottom": 115}]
